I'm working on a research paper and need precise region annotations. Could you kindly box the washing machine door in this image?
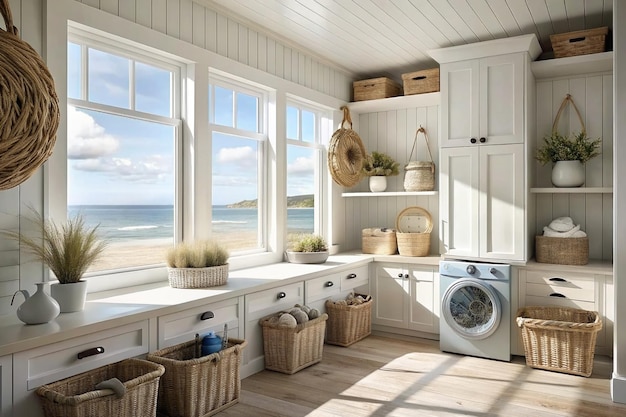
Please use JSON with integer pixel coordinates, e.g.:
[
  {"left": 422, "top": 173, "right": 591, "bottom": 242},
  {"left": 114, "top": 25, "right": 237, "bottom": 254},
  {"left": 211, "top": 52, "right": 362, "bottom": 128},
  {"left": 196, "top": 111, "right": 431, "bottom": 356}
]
[{"left": 442, "top": 277, "right": 502, "bottom": 340}]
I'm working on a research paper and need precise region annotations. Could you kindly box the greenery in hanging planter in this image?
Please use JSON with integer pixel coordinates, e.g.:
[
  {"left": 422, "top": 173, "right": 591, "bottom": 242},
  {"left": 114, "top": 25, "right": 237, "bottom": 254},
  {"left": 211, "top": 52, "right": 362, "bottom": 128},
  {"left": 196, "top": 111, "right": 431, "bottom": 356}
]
[
  {"left": 362, "top": 151, "right": 400, "bottom": 176},
  {"left": 166, "top": 240, "right": 229, "bottom": 268},
  {"left": 535, "top": 131, "right": 601, "bottom": 166},
  {"left": 288, "top": 233, "right": 328, "bottom": 253}
]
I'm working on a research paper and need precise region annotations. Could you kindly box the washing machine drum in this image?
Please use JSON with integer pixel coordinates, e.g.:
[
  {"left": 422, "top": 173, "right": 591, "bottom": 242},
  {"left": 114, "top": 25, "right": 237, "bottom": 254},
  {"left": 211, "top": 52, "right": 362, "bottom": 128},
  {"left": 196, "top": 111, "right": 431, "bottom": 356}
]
[{"left": 442, "top": 278, "right": 502, "bottom": 340}]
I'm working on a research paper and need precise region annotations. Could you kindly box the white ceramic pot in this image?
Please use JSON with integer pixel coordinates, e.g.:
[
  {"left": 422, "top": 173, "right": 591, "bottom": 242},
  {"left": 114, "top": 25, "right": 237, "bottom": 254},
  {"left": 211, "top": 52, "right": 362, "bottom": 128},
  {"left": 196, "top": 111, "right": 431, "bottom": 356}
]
[
  {"left": 552, "top": 160, "right": 585, "bottom": 187},
  {"left": 285, "top": 251, "right": 329, "bottom": 264},
  {"left": 51, "top": 280, "right": 88, "bottom": 313},
  {"left": 11, "top": 282, "right": 60, "bottom": 325},
  {"left": 369, "top": 176, "right": 387, "bottom": 192}
]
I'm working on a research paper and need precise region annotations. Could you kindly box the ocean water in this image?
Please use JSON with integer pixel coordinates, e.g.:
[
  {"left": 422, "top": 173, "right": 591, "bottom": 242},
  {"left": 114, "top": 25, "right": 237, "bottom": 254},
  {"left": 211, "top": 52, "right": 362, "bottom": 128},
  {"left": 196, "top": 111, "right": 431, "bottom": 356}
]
[{"left": 69, "top": 205, "right": 314, "bottom": 243}]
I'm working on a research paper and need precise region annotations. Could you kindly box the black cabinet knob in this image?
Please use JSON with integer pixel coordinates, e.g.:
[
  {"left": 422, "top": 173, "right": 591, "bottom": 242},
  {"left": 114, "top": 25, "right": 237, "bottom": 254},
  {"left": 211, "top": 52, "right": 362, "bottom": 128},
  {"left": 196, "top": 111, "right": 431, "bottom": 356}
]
[
  {"left": 346, "top": 273, "right": 357, "bottom": 279},
  {"left": 470, "top": 138, "right": 477, "bottom": 144},
  {"left": 325, "top": 281, "right": 334, "bottom": 287},
  {"left": 277, "top": 291, "right": 286, "bottom": 299},
  {"left": 479, "top": 137, "right": 486, "bottom": 143}
]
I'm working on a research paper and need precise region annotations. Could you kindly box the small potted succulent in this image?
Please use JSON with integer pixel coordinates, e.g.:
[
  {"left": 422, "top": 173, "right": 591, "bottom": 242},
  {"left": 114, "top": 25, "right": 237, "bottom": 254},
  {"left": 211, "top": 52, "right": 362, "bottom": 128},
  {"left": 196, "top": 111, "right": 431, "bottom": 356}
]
[
  {"left": 361, "top": 151, "right": 400, "bottom": 192},
  {"left": 285, "top": 234, "right": 329, "bottom": 264},
  {"left": 166, "top": 240, "right": 230, "bottom": 288}
]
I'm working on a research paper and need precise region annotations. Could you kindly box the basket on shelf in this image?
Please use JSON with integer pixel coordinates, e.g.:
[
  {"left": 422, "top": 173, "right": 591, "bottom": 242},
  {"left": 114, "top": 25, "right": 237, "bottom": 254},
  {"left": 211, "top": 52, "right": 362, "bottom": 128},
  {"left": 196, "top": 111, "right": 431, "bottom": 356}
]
[
  {"left": 535, "top": 236, "right": 589, "bottom": 265},
  {"left": 550, "top": 27, "right": 608, "bottom": 58},
  {"left": 36, "top": 359, "right": 165, "bottom": 417},
  {"left": 325, "top": 296, "right": 372, "bottom": 347},
  {"left": 147, "top": 337, "right": 247, "bottom": 417},
  {"left": 516, "top": 306, "right": 602, "bottom": 377},
  {"left": 353, "top": 77, "right": 401, "bottom": 101},
  {"left": 401, "top": 68, "right": 440, "bottom": 95},
  {"left": 167, "top": 264, "right": 229, "bottom": 289},
  {"left": 395, "top": 206, "right": 432, "bottom": 257},
  {"left": 362, "top": 228, "right": 397, "bottom": 255},
  {"left": 259, "top": 312, "right": 328, "bottom": 374},
  {"left": 404, "top": 126, "right": 435, "bottom": 192}
]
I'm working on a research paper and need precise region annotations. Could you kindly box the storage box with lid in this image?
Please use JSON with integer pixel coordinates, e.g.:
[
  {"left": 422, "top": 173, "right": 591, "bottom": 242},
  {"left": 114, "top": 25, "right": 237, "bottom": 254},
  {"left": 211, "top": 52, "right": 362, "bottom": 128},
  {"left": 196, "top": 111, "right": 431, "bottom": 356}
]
[
  {"left": 353, "top": 77, "right": 401, "bottom": 101},
  {"left": 395, "top": 206, "right": 432, "bottom": 257},
  {"left": 362, "top": 227, "right": 397, "bottom": 255},
  {"left": 401, "top": 68, "right": 440, "bottom": 95},
  {"left": 550, "top": 27, "right": 609, "bottom": 58}
]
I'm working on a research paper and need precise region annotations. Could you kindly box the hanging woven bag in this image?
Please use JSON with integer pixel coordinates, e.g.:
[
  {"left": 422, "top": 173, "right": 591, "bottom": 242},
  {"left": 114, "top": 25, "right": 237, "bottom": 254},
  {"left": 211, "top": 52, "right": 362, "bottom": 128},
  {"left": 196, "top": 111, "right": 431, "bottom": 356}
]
[
  {"left": 328, "top": 106, "right": 367, "bottom": 187},
  {"left": 0, "top": 0, "right": 60, "bottom": 190},
  {"left": 403, "top": 126, "right": 435, "bottom": 191}
]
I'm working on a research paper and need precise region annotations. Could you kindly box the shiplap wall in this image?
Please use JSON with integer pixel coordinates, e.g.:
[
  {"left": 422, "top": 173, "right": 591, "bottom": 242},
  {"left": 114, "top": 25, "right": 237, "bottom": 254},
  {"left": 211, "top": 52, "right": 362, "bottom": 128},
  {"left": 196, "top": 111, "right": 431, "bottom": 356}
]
[
  {"left": 534, "top": 73, "right": 613, "bottom": 261},
  {"left": 342, "top": 105, "right": 440, "bottom": 254}
]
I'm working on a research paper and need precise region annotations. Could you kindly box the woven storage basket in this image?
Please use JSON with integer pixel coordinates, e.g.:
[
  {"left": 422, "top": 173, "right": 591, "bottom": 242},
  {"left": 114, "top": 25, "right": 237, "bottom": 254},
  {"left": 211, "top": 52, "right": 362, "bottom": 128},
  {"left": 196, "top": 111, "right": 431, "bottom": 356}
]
[
  {"left": 167, "top": 264, "right": 229, "bottom": 288},
  {"left": 325, "top": 297, "right": 372, "bottom": 347},
  {"left": 147, "top": 338, "right": 247, "bottom": 417},
  {"left": 259, "top": 312, "right": 328, "bottom": 374},
  {"left": 395, "top": 206, "right": 432, "bottom": 257},
  {"left": 535, "top": 236, "right": 589, "bottom": 265},
  {"left": 36, "top": 359, "right": 164, "bottom": 417},
  {"left": 328, "top": 106, "right": 367, "bottom": 187},
  {"left": 402, "top": 68, "right": 440, "bottom": 95},
  {"left": 550, "top": 27, "right": 608, "bottom": 58},
  {"left": 353, "top": 77, "right": 401, "bottom": 101},
  {"left": 0, "top": 0, "right": 60, "bottom": 190},
  {"left": 404, "top": 126, "right": 435, "bottom": 192},
  {"left": 362, "top": 228, "right": 397, "bottom": 255},
  {"left": 516, "top": 306, "right": 602, "bottom": 377}
]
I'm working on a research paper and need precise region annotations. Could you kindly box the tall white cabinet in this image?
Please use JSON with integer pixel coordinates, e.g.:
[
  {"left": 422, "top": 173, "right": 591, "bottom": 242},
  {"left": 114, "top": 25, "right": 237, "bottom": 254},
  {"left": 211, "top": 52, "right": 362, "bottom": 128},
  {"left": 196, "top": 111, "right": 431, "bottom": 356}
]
[{"left": 430, "top": 34, "right": 541, "bottom": 262}]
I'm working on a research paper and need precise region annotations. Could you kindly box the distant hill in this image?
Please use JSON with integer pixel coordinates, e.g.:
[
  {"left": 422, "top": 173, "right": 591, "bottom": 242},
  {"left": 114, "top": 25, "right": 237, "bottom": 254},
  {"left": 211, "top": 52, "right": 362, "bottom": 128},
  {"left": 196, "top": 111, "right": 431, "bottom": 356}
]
[{"left": 227, "top": 194, "right": 313, "bottom": 208}]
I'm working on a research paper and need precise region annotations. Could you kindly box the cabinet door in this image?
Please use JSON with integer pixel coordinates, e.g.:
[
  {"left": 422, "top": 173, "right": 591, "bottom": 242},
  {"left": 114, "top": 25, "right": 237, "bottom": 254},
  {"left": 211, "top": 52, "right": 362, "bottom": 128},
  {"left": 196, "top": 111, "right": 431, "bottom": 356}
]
[
  {"left": 408, "top": 267, "right": 438, "bottom": 333},
  {"left": 440, "top": 147, "right": 480, "bottom": 257},
  {"left": 1, "top": 354, "right": 10, "bottom": 417},
  {"left": 479, "top": 53, "right": 524, "bottom": 145},
  {"left": 479, "top": 144, "right": 524, "bottom": 260},
  {"left": 371, "top": 264, "right": 408, "bottom": 328},
  {"left": 441, "top": 59, "right": 479, "bottom": 148}
]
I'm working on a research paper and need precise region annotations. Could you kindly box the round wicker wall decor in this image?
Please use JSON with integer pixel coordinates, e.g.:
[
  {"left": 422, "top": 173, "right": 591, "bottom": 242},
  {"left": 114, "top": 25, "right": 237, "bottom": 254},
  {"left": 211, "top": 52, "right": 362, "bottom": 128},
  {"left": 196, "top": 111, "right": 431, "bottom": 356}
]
[
  {"left": 0, "top": 0, "right": 60, "bottom": 190},
  {"left": 328, "top": 106, "right": 366, "bottom": 187}
]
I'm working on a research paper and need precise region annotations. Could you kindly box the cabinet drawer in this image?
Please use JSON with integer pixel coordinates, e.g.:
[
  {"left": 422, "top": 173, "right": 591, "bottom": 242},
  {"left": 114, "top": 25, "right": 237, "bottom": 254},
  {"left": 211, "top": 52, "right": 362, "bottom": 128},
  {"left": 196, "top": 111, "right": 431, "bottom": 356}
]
[
  {"left": 524, "top": 295, "right": 595, "bottom": 312},
  {"left": 525, "top": 270, "right": 594, "bottom": 302},
  {"left": 340, "top": 265, "right": 369, "bottom": 291},
  {"left": 245, "top": 281, "right": 303, "bottom": 320},
  {"left": 305, "top": 274, "right": 341, "bottom": 304},
  {"left": 158, "top": 297, "right": 241, "bottom": 348}
]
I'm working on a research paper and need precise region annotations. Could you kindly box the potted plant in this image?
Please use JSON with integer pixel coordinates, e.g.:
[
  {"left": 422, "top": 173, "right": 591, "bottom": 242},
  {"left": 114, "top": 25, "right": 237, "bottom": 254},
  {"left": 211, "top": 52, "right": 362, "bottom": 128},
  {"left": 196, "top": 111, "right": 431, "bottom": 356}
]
[
  {"left": 285, "top": 234, "right": 329, "bottom": 264},
  {"left": 536, "top": 131, "right": 601, "bottom": 187},
  {"left": 166, "top": 240, "right": 230, "bottom": 288},
  {"left": 362, "top": 151, "right": 400, "bottom": 192},
  {"left": 2, "top": 208, "right": 108, "bottom": 313}
]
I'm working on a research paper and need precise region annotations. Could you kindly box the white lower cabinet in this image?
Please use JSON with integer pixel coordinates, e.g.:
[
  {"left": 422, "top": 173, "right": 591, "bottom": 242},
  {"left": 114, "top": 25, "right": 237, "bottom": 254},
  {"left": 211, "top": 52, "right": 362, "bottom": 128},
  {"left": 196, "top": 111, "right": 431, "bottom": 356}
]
[
  {"left": 157, "top": 296, "right": 243, "bottom": 348},
  {"left": 371, "top": 263, "right": 439, "bottom": 336},
  {"left": 305, "top": 265, "right": 369, "bottom": 313},
  {"left": 1, "top": 354, "right": 11, "bottom": 417},
  {"left": 243, "top": 281, "right": 303, "bottom": 377},
  {"left": 13, "top": 320, "right": 149, "bottom": 417}
]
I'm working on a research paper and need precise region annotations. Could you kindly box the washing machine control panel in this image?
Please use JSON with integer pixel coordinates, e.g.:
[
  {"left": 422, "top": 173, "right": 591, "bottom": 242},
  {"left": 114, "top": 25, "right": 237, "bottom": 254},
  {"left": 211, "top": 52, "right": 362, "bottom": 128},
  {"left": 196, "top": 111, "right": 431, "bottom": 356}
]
[{"left": 440, "top": 261, "right": 510, "bottom": 281}]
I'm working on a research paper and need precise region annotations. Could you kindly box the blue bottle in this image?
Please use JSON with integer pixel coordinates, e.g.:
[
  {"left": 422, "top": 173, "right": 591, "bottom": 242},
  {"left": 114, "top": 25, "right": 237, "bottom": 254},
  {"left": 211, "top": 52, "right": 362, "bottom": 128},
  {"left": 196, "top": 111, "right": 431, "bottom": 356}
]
[{"left": 201, "top": 331, "right": 222, "bottom": 355}]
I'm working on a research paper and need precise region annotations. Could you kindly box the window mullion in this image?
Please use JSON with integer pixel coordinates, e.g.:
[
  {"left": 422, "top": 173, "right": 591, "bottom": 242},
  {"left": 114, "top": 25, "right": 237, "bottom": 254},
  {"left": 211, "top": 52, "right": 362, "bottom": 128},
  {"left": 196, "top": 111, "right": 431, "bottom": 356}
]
[
  {"left": 82, "top": 45, "right": 88, "bottom": 101},
  {"left": 129, "top": 60, "right": 136, "bottom": 110}
]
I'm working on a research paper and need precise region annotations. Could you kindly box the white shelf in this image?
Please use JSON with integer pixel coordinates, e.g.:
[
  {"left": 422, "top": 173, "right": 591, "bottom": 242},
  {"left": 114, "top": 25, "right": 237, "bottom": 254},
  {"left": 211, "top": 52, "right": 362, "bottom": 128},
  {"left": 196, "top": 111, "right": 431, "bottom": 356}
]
[
  {"left": 342, "top": 191, "right": 438, "bottom": 197},
  {"left": 531, "top": 51, "right": 612, "bottom": 79},
  {"left": 347, "top": 92, "right": 440, "bottom": 114},
  {"left": 530, "top": 187, "right": 613, "bottom": 194}
]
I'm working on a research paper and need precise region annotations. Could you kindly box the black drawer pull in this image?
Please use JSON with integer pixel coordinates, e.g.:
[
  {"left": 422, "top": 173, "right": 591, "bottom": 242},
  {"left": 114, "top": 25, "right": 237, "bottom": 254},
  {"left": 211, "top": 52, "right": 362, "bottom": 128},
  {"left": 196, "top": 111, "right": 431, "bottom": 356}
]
[
  {"left": 346, "top": 273, "right": 357, "bottom": 279},
  {"left": 470, "top": 137, "right": 477, "bottom": 144},
  {"left": 479, "top": 137, "right": 486, "bottom": 143},
  {"left": 77, "top": 347, "right": 104, "bottom": 360},
  {"left": 549, "top": 277, "right": 567, "bottom": 282},
  {"left": 325, "top": 281, "right": 334, "bottom": 287},
  {"left": 277, "top": 291, "right": 286, "bottom": 299},
  {"left": 549, "top": 293, "right": 566, "bottom": 298},
  {"left": 200, "top": 311, "right": 215, "bottom": 320},
  {"left": 397, "top": 273, "right": 403, "bottom": 278}
]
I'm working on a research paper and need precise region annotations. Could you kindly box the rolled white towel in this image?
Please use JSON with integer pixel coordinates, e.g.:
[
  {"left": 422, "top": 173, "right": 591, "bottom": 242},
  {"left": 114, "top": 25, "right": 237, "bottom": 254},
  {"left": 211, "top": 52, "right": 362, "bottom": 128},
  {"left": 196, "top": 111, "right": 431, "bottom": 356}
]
[
  {"left": 543, "top": 224, "right": 581, "bottom": 238},
  {"left": 549, "top": 216, "right": 575, "bottom": 232},
  {"left": 572, "top": 230, "right": 587, "bottom": 238}
]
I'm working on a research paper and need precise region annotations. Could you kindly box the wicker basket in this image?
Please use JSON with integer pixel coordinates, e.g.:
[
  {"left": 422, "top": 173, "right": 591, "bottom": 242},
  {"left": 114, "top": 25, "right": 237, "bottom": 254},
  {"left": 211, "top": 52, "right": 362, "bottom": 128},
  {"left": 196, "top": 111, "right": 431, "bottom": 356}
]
[
  {"left": 36, "top": 359, "right": 165, "bottom": 417},
  {"left": 259, "top": 312, "right": 328, "bottom": 374},
  {"left": 516, "top": 306, "right": 602, "bottom": 377},
  {"left": 404, "top": 126, "right": 435, "bottom": 192},
  {"left": 535, "top": 236, "right": 589, "bottom": 265},
  {"left": 550, "top": 27, "right": 608, "bottom": 58},
  {"left": 325, "top": 297, "right": 372, "bottom": 347},
  {"left": 395, "top": 206, "right": 433, "bottom": 257},
  {"left": 353, "top": 77, "right": 401, "bottom": 101},
  {"left": 167, "top": 264, "right": 229, "bottom": 288},
  {"left": 328, "top": 106, "right": 367, "bottom": 187},
  {"left": 362, "top": 228, "right": 397, "bottom": 255},
  {"left": 402, "top": 68, "right": 440, "bottom": 95},
  {"left": 147, "top": 338, "right": 247, "bottom": 417}
]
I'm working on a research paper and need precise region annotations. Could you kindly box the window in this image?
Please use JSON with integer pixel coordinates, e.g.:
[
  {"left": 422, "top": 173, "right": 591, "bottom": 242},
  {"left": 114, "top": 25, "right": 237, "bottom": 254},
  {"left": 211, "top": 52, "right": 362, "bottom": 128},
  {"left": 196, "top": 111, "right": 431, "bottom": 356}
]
[
  {"left": 209, "top": 75, "right": 268, "bottom": 254},
  {"left": 67, "top": 33, "right": 182, "bottom": 272}
]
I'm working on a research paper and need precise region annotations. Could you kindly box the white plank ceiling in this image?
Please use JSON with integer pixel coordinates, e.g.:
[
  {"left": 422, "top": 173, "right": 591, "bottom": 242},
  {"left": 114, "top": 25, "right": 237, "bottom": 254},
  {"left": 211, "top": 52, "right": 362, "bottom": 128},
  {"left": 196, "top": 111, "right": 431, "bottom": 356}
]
[{"left": 199, "top": 0, "right": 613, "bottom": 81}]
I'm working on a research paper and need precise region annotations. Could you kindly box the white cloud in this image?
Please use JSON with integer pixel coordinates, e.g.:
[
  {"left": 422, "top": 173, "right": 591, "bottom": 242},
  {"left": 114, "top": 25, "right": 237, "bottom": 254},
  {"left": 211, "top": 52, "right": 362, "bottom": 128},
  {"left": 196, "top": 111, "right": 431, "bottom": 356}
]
[
  {"left": 217, "top": 146, "right": 256, "bottom": 169},
  {"left": 73, "top": 155, "right": 172, "bottom": 184},
  {"left": 287, "top": 156, "right": 314, "bottom": 176},
  {"left": 67, "top": 106, "right": 119, "bottom": 159}
]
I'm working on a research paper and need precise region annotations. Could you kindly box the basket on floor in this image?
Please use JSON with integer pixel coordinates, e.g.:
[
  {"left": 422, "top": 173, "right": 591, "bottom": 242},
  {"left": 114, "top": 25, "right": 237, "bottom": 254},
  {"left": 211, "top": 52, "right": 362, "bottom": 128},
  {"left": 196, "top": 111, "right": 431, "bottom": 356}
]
[
  {"left": 325, "top": 297, "right": 372, "bottom": 347},
  {"left": 259, "top": 312, "right": 328, "bottom": 374},
  {"left": 147, "top": 337, "right": 247, "bottom": 417},
  {"left": 36, "top": 358, "right": 165, "bottom": 417},
  {"left": 516, "top": 306, "right": 602, "bottom": 377}
]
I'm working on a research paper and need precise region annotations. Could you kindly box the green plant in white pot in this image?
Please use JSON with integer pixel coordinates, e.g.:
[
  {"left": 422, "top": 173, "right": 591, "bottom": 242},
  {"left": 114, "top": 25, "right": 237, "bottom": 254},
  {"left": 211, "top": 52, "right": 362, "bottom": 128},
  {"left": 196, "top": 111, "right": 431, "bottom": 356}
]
[
  {"left": 3, "top": 209, "right": 108, "bottom": 313},
  {"left": 165, "top": 240, "right": 230, "bottom": 288},
  {"left": 362, "top": 151, "right": 399, "bottom": 192},
  {"left": 285, "top": 234, "right": 329, "bottom": 264}
]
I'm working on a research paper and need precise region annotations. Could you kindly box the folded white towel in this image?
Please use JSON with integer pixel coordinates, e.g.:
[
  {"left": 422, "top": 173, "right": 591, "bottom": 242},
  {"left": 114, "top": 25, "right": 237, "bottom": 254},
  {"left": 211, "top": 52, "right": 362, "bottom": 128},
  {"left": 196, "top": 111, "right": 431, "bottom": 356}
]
[
  {"left": 543, "top": 224, "right": 581, "bottom": 238},
  {"left": 572, "top": 230, "right": 587, "bottom": 238},
  {"left": 549, "top": 217, "right": 575, "bottom": 232}
]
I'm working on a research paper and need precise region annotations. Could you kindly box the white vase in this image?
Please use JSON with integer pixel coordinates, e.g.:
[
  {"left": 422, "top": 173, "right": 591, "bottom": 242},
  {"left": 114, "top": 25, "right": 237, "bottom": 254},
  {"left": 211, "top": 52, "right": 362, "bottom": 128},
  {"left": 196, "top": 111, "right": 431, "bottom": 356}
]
[
  {"left": 11, "top": 282, "right": 60, "bottom": 325},
  {"left": 369, "top": 176, "right": 387, "bottom": 192},
  {"left": 51, "top": 280, "right": 88, "bottom": 313},
  {"left": 552, "top": 160, "right": 585, "bottom": 187}
]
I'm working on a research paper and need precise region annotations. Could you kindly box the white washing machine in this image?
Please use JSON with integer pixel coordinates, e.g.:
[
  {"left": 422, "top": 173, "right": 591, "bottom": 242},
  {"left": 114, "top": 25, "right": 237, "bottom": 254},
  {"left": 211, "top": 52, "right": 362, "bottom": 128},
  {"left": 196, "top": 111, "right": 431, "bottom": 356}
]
[{"left": 439, "top": 260, "right": 511, "bottom": 362}]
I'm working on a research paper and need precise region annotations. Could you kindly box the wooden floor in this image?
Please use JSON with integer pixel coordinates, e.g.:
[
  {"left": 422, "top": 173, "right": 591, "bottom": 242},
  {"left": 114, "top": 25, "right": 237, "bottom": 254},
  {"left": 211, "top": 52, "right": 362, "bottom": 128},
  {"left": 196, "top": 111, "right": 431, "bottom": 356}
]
[{"left": 217, "top": 334, "right": 626, "bottom": 417}]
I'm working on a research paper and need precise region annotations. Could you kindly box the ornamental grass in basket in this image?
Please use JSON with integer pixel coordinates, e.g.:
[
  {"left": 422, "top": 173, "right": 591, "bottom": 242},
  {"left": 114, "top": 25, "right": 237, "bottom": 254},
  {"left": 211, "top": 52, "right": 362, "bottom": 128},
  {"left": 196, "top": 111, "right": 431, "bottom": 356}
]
[{"left": 165, "top": 240, "right": 229, "bottom": 288}]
